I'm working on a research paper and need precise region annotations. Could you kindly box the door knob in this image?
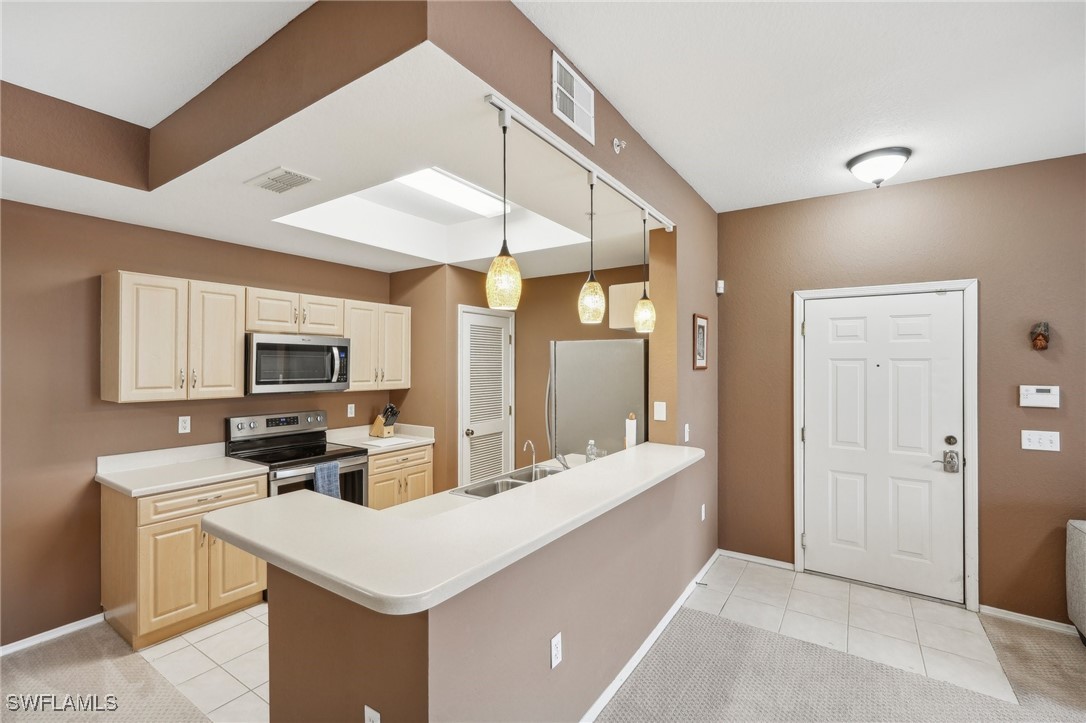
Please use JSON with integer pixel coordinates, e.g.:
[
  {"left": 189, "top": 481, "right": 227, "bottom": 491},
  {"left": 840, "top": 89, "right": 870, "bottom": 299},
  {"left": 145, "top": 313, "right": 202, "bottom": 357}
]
[
  {"left": 465, "top": 429, "right": 475, "bottom": 438},
  {"left": 932, "top": 450, "right": 960, "bottom": 473}
]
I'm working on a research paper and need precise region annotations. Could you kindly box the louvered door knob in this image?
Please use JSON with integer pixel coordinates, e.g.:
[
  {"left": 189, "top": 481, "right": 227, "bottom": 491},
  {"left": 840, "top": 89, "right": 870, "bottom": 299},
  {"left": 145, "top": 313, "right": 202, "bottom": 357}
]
[{"left": 465, "top": 429, "right": 475, "bottom": 437}]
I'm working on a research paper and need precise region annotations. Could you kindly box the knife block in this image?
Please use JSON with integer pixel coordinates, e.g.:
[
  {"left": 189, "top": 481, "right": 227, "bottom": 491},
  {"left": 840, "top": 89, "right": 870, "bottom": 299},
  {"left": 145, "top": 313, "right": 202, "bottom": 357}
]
[{"left": 370, "top": 416, "right": 395, "bottom": 438}]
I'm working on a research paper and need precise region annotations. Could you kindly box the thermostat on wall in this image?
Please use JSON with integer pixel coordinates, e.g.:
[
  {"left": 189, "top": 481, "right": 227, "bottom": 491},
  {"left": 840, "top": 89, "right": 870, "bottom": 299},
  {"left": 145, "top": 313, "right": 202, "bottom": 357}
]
[{"left": 1019, "top": 385, "right": 1060, "bottom": 408}]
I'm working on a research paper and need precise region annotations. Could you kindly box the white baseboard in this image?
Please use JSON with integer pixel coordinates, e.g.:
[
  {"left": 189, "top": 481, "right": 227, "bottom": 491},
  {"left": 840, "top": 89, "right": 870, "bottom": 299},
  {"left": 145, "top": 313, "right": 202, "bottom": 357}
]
[
  {"left": 581, "top": 550, "right": 720, "bottom": 722},
  {"left": 979, "top": 605, "right": 1079, "bottom": 636},
  {"left": 718, "top": 548, "right": 795, "bottom": 571},
  {"left": 1, "top": 613, "right": 105, "bottom": 657}
]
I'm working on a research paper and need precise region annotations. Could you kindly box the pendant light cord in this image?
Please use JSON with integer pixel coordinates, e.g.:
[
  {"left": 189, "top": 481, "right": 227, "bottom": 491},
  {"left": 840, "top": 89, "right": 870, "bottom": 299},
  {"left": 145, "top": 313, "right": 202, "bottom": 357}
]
[
  {"left": 589, "top": 179, "right": 595, "bottom": 280},
  {"left": 502, "top": 124, "right": 508, "bottom": 245},
  {"left": 642, "top": 217, "right": 648, "bottom": 293}
]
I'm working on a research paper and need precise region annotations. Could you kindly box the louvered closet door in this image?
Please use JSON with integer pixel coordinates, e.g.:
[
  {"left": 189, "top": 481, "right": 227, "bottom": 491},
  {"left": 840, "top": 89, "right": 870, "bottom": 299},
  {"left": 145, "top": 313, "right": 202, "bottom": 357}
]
[{"left": 459, "top": 308, "right": 514, "bottom": 485}]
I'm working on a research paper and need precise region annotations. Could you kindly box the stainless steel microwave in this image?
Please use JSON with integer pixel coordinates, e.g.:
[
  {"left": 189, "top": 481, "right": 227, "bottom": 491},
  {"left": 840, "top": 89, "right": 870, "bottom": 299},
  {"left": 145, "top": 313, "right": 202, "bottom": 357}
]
[{"left": 246, "top": 333, "right": 350, "bottom": 394}]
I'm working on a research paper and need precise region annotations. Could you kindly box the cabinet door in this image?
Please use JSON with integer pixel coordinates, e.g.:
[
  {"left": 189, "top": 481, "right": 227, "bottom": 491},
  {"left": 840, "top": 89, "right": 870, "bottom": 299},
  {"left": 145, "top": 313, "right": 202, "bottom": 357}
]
[
  {"left": 189, "top": 281, "right": 245, "bottom": 400},
  {"left": 344, "top": 300, "right": 380, "bottom": 391},
  {"left": 109, "top": 272, "right": 189, "bottom": 402},
  {"left": 138, "top": 515, "right": 208, "bottom": 634},
  {"left": 208, "top": 535, "right": 266, "bottom": 609},
  {"left": 403, "top": 463, "right": 433, "bottom": 503},
  {"left": 368, "top": 470, "right": 401, "bottom": 510},
  {"left": 246, "top": 287, "right": 299, "bottom": 333},
  {"left": 300, "top": 294, "right": 344, "bottom": 335},
  {"left": 378, "top": 304, "right": 411, "bottom": 390}
]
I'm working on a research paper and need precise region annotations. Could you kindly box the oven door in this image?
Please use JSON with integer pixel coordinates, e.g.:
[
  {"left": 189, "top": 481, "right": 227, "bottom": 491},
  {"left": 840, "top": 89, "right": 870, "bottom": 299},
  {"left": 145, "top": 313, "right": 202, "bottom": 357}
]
[
  {"left": 247, "top": 333, "right": 350, "bottom": 394},
  {"left": 270, "top": 456, "right": 368, "bottom": 506}
]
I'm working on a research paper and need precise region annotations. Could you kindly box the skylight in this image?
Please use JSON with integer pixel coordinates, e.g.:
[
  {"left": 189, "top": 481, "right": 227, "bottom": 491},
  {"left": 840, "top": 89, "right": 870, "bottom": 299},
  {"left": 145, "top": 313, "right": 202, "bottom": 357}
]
[{"left": 396, "top": 167, "right": 507, "bottom": 218}]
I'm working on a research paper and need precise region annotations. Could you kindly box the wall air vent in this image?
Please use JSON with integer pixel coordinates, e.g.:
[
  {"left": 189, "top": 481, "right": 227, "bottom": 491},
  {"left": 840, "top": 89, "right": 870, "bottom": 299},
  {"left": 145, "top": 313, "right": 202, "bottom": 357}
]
[
  {"left": 552, "top": 51, "right": 595, "bottom": 145},
  {"left": 244, "top": 167, "right": 318, "bottom": 194}
]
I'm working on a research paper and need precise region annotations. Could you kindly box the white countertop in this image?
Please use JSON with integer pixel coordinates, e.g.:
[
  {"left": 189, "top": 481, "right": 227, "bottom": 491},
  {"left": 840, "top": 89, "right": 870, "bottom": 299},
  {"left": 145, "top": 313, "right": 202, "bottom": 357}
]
[
  {"left": 327, "top": 424, "right": 435, "bottom": 455},
  {"left": 202, "top": 442, "right": 704, "bottom": 615},
  {"left": 95, "top": 456, "right": 269, "bottom": 498}
]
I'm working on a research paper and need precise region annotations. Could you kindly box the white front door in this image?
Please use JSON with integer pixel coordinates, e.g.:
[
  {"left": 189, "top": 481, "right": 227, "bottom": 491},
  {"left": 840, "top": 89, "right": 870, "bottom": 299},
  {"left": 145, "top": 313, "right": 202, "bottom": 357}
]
[
  {"left": 458, "top": 307, "right": 514, "bottom": 486},
  {"left": 803, "top": 291, "right": 964, "bottom": 602}
]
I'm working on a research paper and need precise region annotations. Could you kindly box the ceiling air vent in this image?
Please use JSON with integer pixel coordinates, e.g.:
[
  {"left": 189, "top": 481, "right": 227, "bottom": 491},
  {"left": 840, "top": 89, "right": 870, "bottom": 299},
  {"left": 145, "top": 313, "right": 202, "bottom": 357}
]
[
  {"left": 552, "top": 51, "right": 595, "bottom": 144},
  {"left": 244, "top": 167, "right": 318, "bottom": 194}
]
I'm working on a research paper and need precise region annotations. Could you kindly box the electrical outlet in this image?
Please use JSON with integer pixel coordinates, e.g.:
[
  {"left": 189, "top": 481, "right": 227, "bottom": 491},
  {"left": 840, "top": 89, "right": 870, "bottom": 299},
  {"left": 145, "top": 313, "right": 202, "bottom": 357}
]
[
  {"left": 1021, "top": 430, "right": 1060, "bottom": 451},
  {"left": 701, "top": 503, "right": 706, "bottom": 522},
  {"left": 550, "top": 632, "right": 562, "bottom": 669},
  {"left": 364, "top": 705, "right": 380, "bottom": 723},
  {"left": 347, "top": 403, "right": 356, "bottom": 418},
  {"left": 178, "top": 416, "right": 191, "bottom": 434},
  {"left": 684, "top": 423, "right": 691, "bottom": 443}
]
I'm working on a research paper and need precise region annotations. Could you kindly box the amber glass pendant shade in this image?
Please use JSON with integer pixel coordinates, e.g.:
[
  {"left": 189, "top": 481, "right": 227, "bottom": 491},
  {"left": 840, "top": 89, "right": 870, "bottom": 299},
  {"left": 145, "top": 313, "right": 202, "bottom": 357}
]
[
  {"left": 486, "top": 241, "right": 522, "bottom": 310},
  {"left": 633, "top": 294, "right": 656, "bottom": 333},
  {"left": 578, "top": 274, "right": 606, "bottom": 324}
]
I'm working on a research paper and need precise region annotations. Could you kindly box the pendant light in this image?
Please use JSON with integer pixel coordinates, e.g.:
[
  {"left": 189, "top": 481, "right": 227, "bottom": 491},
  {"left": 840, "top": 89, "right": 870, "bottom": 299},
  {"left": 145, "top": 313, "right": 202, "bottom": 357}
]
[
  {"left": 577, "top": 172, "right": 605, "bottom": 324},
  {"left": 485, "top": 109, "right": 522, "bottom": 310},
  {"left": 633, "top": 210, "right": 656, "bottom": 333}
]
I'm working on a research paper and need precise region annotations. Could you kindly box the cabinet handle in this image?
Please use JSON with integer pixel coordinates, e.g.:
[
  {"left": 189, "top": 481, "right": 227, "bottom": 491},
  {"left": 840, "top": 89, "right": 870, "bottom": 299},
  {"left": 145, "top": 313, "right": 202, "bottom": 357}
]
[
  {"left": 381, "top": 369, "right": 385, "bottom": 382},
  {"left": 197, "top": 494, "right": 224, "bottom": 503},
  {"left": 191, "top": 369, "right": 197, "bottom": 388},
  {"left": 400, "top": 457, "right": 409, "bottom": 463},
  {"left": 294, "top": 307, "right": 299, "bottom": 324},
  {"left": 303, "top": 308, "right": 308, "bottom": 325},
  {"left": 180, "top": 368, "right": 185, "bottom": 388},
  {"left": 201, "top": 532, "right": 206, "bottom": 548},
  {"left": 374, "top": 368, "right": 378, "bottom": 382}
]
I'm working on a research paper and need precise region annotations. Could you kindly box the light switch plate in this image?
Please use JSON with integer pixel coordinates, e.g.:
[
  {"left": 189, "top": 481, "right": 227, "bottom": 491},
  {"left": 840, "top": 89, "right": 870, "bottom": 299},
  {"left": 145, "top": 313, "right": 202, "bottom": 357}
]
[
  {"left": 364, "top": 705, "right": 380, "bottom": 723},
  {"left": 1021, "top": 430, "right": 1060, "bottom": 451},
  {"left": 653, "top": 401, "right": 667, "bottom": 422}
]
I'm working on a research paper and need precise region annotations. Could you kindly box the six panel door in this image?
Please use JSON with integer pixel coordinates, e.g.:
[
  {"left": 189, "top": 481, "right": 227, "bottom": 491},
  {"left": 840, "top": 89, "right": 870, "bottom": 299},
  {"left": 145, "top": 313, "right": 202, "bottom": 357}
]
[{"left": 803, "top": 291, "right": 965, "bottom": 602}]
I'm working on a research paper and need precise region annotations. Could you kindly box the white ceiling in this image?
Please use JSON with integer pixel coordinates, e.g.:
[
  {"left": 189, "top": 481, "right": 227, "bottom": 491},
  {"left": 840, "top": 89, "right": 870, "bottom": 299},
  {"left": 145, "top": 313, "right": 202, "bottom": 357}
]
[
  {"left": 1, "top": 43, "right": 656, "bottom": 278},
  {"left": 514, "top": 1, "right": 1086, "bottom": 212},
  {"left": 1, "top": 1, "right": 312, "bottom": 127}
]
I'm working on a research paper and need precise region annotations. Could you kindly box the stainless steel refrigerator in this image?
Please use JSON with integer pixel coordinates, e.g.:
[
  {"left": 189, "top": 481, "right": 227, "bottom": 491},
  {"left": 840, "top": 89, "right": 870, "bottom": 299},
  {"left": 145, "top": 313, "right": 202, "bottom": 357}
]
[{"left": 546, "top": 339, "right": 648, "bottom": 458}]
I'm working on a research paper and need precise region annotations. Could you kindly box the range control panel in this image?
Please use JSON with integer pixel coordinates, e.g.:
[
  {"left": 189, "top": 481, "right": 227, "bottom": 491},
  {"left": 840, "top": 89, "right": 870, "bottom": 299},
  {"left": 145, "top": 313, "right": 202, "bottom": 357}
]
[{"left": 227, "top": 410, "right": 327, "bottom": 440}]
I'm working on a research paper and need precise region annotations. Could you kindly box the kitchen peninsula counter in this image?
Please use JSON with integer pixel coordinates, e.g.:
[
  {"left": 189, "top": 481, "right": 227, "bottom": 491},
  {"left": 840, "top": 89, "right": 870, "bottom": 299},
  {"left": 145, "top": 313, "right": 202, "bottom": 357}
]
[{"left": 202, "top": 442, "right": 703, "bottom": 615}]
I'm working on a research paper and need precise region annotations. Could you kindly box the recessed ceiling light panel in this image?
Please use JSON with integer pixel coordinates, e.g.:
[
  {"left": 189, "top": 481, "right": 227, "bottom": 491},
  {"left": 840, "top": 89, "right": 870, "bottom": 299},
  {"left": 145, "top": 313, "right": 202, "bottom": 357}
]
[{"left": 396, "top": 167, "right": 508, "bottom": 218}]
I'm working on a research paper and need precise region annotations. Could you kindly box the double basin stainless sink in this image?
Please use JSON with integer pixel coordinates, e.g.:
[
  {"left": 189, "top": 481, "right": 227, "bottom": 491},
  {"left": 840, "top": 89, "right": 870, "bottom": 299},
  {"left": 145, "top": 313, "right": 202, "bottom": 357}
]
[{"left": 451, "top": 465, "right": 562, "bottom": 499}]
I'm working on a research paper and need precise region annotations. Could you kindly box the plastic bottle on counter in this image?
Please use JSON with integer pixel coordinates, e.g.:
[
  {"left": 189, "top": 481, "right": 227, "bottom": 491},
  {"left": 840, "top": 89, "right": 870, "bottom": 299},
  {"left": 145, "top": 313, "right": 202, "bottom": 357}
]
[{"left": 586, "top": 439, "right": 599, "bottom": 462}]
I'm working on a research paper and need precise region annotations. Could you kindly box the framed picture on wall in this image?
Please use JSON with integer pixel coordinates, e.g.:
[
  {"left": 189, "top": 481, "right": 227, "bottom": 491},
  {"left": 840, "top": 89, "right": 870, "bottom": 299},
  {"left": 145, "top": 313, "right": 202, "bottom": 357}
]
[{"left": 693, "top": 314, "right": 709, "bottom": 370}]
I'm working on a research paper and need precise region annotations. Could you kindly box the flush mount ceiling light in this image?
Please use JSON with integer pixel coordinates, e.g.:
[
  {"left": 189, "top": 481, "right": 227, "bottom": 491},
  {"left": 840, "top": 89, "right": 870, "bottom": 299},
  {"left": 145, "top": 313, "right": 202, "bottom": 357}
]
[
  {"left": 846, "top": 147, "right": 912, "bottom": 188},
  {"left": 485, "top": 110, "right": 522, "bottom": 310},
  {"left": 397, "top": 167, "right": 508, "bottom": 218},
  {"left": 633, "top": 210, "right": 656, "bottom": 334},
  {"left": 577, "top": 172, "right": 606, "bottom": 324}
]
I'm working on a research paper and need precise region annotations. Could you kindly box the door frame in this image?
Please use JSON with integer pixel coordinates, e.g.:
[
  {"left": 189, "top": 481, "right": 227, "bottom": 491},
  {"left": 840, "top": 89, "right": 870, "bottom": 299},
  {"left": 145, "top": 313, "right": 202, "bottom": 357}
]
[
  {"left": 792, "top": 279, "right": 979, "bottom": 611},
  {"left": 457, "top": 304, "right": 516, "bottom": 487}
]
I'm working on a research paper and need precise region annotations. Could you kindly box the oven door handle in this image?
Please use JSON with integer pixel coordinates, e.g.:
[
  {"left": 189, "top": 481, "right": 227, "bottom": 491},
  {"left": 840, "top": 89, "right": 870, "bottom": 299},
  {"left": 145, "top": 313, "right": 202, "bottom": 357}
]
[{"left": 271, "top": 456, "right": 368, "bottom": 481}]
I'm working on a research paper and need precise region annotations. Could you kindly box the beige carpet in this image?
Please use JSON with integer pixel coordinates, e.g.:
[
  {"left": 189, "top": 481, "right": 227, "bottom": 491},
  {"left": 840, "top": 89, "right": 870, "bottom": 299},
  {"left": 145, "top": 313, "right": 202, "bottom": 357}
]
[
  {"left": 599, "top": 609, "right": 1086, "bottom": 722},
  {"left": 0, "top": 623, "right": 207, "bottom": 722}
]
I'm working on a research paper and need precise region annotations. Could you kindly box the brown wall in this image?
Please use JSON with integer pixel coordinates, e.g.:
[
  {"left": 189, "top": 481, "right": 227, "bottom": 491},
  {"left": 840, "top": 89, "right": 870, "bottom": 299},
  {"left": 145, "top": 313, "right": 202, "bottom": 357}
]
[
  {"left": 0, "top": 201, "right": 393, "bottom": 644},
  {"left": 717, "top": 155, "right": 1086, "bottom": 622},
  {"left": 513, "top": 265, "right": 644, "bottom": 468}
]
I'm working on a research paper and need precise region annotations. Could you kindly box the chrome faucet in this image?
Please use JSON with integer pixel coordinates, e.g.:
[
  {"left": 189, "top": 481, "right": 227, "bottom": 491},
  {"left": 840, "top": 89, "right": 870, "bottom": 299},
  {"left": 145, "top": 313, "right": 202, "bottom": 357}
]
[{"left": 523, "top": 440, "right": 536, "bottom": 481}]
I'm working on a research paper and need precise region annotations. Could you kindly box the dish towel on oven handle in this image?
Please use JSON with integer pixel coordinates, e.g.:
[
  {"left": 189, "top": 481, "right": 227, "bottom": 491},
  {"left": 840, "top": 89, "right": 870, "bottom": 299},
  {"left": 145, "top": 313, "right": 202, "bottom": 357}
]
[{"left": 314, "top": 461, "right": 341, "bottom": 499}]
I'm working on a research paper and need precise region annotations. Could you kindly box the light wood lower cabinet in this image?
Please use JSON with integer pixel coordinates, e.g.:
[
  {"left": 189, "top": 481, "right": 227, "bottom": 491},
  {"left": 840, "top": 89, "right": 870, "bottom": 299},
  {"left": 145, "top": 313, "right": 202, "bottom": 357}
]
[
  {"left": 367, "top": 445, "right": 433, "bottom": 510},
  {"left": 102, "top": 476, "right": 267, "bottom": 650}
]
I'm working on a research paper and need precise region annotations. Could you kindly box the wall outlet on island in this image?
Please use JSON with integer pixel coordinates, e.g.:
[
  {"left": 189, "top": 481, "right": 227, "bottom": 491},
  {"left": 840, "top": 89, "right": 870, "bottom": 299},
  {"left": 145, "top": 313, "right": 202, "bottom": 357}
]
[
  {"left": 364, "top": 705, "right": 380, "bottom": 723},
  {"left": 347, "top": 403, "right": 356, "bottom": 418},
  {"left": 177, "top": 416, "right": 191, "bottom": 434},
  {"left": 550, "top": 632, "right": 562, "bottom": 669}
]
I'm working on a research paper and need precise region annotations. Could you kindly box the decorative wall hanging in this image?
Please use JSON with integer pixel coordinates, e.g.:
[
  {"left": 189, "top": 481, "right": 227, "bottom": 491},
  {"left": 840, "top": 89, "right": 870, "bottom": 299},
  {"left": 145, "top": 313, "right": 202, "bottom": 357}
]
[
  {"left": 693, "top": 314, "right": 709, "bottom": 370},
  {"left": 1030, "top": 321, "right": 1050, "bottom": 350}
]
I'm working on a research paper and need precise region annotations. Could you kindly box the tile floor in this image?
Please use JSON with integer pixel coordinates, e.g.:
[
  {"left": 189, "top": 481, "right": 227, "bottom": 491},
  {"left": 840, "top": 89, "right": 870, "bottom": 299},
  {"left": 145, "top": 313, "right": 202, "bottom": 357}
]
[
  {"left": 139, "top": 603, "right": 270, "bottom": 722},
  {"left": 683, "top": 555, "right": 1019, "bottom": 703}
]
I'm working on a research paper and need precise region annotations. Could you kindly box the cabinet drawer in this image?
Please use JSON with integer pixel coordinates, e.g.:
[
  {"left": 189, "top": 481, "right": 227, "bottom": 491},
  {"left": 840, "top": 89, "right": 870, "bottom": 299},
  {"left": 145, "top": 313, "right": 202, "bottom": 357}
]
[
  {"left": 139, "top": 475, "right": 267, "bottom": 526},
  {"left": 370, "top": 445, "right": 432, "bottom": 474}
]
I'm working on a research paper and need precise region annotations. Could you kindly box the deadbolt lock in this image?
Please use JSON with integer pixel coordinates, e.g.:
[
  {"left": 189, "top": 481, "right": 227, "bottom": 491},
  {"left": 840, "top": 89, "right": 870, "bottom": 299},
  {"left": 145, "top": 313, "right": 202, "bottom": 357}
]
[{"left": 945, "top": 435, "right": 958, "bottom": 445}]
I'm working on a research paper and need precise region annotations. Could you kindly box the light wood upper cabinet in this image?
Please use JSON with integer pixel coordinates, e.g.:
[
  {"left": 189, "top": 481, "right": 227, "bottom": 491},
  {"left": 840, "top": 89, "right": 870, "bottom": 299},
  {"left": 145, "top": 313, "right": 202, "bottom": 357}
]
[
  {"left": 208, "top": 535, "right": 267, "bottom": 609},
  {"left": 344, "top": 300, "right": 380, "bottom": 391},
  {"left": 189, "top": 281, "right": 245, "bottom": 400},
  {"left": 246, "top": 288, "right": 344, "bottom": 335},
  {"left": 299, "top": 294, "right": 344, "bottom": 335},
  {"left": 246, "top": 287, "right": 299, "bottom": 333},
  {"left": 379, "top": 305, "right": 411, "bottom": 390},
  {"left": 102, "top": 272, "right": 188, "bottom": 403},
  {"left": 138, "top": 515, "right": 208, "bottom": 634}
]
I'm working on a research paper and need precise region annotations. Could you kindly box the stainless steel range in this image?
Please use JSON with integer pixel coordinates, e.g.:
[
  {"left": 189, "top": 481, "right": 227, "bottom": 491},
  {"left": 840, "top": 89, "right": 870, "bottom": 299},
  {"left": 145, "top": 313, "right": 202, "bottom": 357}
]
[{"left": 226, "top": 410, "right": 368, "bottom": 505}]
